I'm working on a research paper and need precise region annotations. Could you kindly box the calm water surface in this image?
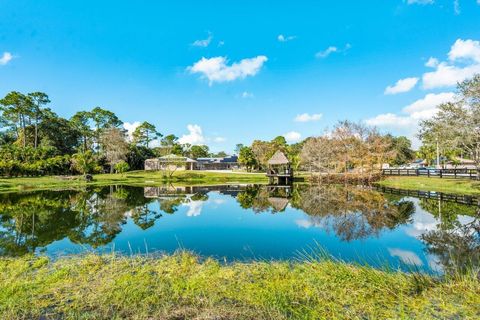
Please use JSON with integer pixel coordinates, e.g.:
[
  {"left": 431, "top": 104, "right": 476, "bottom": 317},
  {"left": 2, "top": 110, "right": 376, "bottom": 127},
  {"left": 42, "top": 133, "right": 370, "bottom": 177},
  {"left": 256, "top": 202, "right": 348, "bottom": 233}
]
[{"left": 0, "top": 184, "right": 478, "bottom": 273}]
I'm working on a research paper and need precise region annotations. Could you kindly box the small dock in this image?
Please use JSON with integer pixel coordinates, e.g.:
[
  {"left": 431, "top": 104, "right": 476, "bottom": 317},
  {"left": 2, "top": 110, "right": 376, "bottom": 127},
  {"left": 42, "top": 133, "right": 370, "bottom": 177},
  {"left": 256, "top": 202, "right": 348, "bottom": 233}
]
[{"left": 266, "top": 151, "right": 293, "bottom": 185}]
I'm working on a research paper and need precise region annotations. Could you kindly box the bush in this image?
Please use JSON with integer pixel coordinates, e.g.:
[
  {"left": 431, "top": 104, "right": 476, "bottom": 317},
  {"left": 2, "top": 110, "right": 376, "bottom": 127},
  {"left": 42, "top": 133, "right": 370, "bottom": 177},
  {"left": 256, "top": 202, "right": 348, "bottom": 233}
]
[
  {"left": 114, "top": 161, "right": 130, "bottom": 174},
  {"left": 0, "top": 155, "right": 72, "bottom": 177},
  {"left": 71, "top": 151, "right": 100, "bottom": 175}
]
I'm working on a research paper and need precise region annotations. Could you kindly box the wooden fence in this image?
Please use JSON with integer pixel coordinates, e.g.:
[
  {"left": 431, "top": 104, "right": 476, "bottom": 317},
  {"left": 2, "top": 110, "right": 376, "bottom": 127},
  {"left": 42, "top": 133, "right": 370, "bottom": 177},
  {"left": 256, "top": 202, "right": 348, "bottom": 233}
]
[
  {"left": 375, "top": 186, "right": 480, "bottom": 207},
  {"left": 382, "top": 168, "right": 479, "bottom": 179}
]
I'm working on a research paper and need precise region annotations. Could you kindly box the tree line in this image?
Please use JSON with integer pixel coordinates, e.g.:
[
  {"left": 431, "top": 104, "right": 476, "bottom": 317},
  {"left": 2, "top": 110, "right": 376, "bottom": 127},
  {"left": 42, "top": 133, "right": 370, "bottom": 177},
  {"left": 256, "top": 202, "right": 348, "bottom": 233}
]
[
  {"left": 237, "top": 123, "right": 414, "bottom": 176},
  {"left": 238, "top": 74, "right": 480, "bottom": 176},
  {"left": 5, "top": 75, "right": 477, "bottom": 178},
  {"left": 0, "top": 91, "right": 226, "bottom": 177}
]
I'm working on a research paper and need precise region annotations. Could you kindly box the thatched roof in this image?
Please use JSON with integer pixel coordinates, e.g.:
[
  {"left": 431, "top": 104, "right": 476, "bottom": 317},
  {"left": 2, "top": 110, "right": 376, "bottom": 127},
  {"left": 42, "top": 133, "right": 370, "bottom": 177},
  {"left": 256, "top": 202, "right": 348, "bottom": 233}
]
[
  {"left": 268, "top": 151, "right": 290, "bottom": 165},
  {"left": 268, "top": 197, "right": 289, "bottom": 212}
]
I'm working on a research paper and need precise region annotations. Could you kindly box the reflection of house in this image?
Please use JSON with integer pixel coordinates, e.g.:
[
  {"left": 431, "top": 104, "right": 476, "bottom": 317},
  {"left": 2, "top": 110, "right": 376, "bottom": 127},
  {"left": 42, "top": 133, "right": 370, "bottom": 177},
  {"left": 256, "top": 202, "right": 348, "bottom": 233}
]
[
  {"left": 195, "top": 155, "right": 239, "bottom": 170},
  {"left": 145, "top": 154, "right": 197, "bottom": 171},
  {"left": 144, "top": 186, "right": 192, "bottom": 198},
  {"left": 266, "top": 151, "right": 293, "bottom": 185},
  {"left": 144, "top": 185, "right": 246, "bottom": 198}
]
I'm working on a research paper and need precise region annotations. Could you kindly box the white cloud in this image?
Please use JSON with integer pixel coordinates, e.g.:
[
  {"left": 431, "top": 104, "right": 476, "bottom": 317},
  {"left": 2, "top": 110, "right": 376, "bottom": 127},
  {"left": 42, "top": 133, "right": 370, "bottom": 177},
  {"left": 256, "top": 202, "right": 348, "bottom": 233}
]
[
  {"left": 448, "top": 39, "right": 480, "bottom": 62},
  {"left": 406, "top": 0, "right": 434, "bottom": 4},
  {"left": 184, "top": 201, "right": 203, "bottom": 217},
  {"left": 241, "top": 91, "right": 254, "bottom": 98},
  {"left": 277, "top": 34, "right": 296, "bottom": 42},
  {"left": 178, "top": 124, "right": 206, "bottom": 145},
  {"left": 123, "top": 121, "right": 141, "bottom": 141},
  {"left": 213, "top": 136, "right": 226, "bottom": 143},
  {"left": 0, "top": 52, "right": 13, "bottom": 65},
  {"left": 425, "top": 57, "right": 439, "bottom": 67},
  {"left": 188, "top": 55, "right": 268, "bottom": 85},
  {"left": 365, "top": 92, "right": 455, "bottom": 145},
  {"left": 384, "top": 77, "right": 419, "bottom": 95},
  {"left": 315, "top": 46, "right": 338, "bottom": 58},
  {"left": 315, "top": 43, "right": 351, "bottom": 59},
  {"left": 388, "top": 248, "right": 423, "bottom": 266},
  {"left": 192, "top": 33, "right": 213, "bottom": 47},
  {"left": 365, "top": 113, "right": 416, "bottom": 129},
  {"left": 453, "top": 0, "right": 460, "bottom": 15},
  {"left": 284, "top": 131, "right": 302, "bottom": 143},
  {"left": 295, "top": 219, "right": 313, "bottom": 229},
  {"left": 402, "top": 92, "right": 455, "bottom": 119},
  {"left": 422, "top": 38, "right": 480, "bottom": 89},
  {"left": 423, "top": 62, "right": 480, "bottom": 89},
  {"left": 294, "top": 113, "right": 322, "bottom": 122}
]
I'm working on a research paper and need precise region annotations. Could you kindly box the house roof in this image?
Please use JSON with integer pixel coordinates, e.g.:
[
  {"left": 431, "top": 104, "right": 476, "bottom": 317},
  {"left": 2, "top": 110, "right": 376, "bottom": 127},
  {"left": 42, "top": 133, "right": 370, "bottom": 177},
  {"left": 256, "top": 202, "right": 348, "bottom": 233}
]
[
  {"left": 196, "top": 155, "right": 238, "bottom": 163},
  {"left": 268, "top": 151, "right": 290, "bottom": 165},
  {"left": 159, "top": 154, "right": 197, "bottom": 163}
]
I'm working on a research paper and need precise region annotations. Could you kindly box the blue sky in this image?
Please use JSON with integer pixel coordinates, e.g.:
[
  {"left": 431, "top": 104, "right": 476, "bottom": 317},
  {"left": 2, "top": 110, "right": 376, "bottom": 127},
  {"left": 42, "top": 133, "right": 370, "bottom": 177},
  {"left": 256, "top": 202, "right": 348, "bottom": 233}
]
[{"left": 1, "top": 0, "right": 480, "bottom": 151}]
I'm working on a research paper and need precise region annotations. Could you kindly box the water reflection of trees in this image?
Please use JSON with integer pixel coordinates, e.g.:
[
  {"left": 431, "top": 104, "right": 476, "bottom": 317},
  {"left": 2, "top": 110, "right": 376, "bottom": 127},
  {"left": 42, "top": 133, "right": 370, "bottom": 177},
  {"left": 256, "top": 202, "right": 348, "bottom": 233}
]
[
  {"left": 236, "top": 185, "right": 480, "bottom": 273},
  {"left": 0, "top": 186, "right": 157, "bottom": 256},
  {"left": 418, "top": 198, "right": 480, "bottom": 274},
  {"left": 1, "top": 184, "right": 479, "bottom": 274},
  {"left": 237, "top": 185, "right": 416, "bottom": 241},
  {"left": 294, "top": 186, "right": 417, "bottom": 241},
  {"left": 0, "top": 186, "right": 212, "bottom": 256}
]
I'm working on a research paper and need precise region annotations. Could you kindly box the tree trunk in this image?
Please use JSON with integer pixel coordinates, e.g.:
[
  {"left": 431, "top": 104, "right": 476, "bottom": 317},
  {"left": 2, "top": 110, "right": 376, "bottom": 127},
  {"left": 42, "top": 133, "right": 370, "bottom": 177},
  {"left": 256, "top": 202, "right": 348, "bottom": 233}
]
[
  {"left": 21, "top": 115, "right": 26, "bottom": 148},
  {"left": 34, "top": 116, "right": 38, "bottom": 149}
]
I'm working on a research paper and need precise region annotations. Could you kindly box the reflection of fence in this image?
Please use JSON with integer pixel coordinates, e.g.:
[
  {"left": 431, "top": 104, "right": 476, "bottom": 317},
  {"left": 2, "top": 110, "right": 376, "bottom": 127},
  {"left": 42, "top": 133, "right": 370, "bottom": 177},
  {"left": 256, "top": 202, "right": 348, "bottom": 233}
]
[
  {"left": 376, "top": 186, "right": 480, "bottom": 207},
  {"left": 382, "top": 168, "right": 479, "bottom": 179}
]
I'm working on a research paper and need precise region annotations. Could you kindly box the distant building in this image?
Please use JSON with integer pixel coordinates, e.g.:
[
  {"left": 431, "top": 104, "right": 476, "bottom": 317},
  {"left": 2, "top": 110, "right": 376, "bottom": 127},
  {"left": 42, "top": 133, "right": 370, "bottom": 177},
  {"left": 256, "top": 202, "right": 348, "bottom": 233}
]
[
  {"left": 195, "top": 155, "right": 239, "bottom": 170},
  {"left": 144, "top": 154, "right": 197, "bottom": 171},
  {"left": 145, "top": 155, "right": 238, "bottom": 171}
]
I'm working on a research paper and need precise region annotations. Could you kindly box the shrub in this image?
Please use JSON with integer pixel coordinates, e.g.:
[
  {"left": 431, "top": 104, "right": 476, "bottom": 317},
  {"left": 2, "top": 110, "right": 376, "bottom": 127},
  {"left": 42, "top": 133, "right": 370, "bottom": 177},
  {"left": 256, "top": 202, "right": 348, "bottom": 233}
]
[{"left": 114, "top": 161, "right": 130, "bottom": 174}]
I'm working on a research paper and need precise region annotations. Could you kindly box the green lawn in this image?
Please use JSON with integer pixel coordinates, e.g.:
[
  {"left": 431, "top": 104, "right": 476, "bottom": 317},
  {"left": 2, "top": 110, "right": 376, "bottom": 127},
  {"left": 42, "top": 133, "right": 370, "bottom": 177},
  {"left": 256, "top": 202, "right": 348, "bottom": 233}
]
[
  {"left": 0, "top": 170, "right": 268, "bottom": 193},
  {"left": 377, "top": 176, "right": 480, "bottom": 195},
  {"left": 1, "top": 253, "right": 478, "bottom": 319}
]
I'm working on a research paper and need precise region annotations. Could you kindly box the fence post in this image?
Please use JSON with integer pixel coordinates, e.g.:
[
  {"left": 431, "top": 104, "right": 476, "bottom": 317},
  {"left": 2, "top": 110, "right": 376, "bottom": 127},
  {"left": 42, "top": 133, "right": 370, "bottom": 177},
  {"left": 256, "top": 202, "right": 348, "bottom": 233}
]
[
  {"left": 428, "top": 170, "right": 430, "bottom": 177},
  {"left": 416, "top": 169, "right": 419, "bottom": 176},
  {"left": 439, "top": 169, "right": 442, "bottom": 178},
  {"left": 454, "top": 170, "right": 457, "bottom": 179}
]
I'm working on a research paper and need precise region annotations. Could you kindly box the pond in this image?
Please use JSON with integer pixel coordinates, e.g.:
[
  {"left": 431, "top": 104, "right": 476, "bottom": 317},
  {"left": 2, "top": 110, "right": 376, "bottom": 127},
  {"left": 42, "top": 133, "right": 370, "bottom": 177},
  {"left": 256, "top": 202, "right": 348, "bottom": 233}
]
[{"left": 0, "top": 184, "right": 478, "bottom": 274}]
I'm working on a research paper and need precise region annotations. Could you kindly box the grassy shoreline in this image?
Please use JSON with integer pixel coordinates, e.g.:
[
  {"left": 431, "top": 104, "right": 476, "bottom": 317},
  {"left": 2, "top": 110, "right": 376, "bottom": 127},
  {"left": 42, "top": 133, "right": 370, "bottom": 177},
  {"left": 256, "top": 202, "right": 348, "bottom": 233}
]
[
  {"left": 1, "top": 171, "right": 480, "bottom": 196},
  {"left": 377, "top": 176, "right": 480, "bottom": 195},
  {"left": 0, "top": 170, "right": 268, "bottom": 193},
  {"left": 1, "top": 253, "right": 478, "bottom": 319}
]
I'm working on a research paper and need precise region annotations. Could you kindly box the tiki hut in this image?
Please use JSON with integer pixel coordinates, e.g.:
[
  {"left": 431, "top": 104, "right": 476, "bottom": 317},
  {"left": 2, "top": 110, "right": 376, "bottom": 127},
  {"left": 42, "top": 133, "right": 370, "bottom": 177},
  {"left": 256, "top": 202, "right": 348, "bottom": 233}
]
[
  {"left": 266, "top": 151, "right": 293, "bottom": 185},
  {"left": 267, "top": 197, "right": 290, "bottom": 212}
]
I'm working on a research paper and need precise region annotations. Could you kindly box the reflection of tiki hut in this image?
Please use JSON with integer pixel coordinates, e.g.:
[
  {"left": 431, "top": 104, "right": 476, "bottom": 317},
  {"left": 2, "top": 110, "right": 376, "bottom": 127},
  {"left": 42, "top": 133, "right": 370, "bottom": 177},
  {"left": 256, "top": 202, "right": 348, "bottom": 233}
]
[
  {"left": 266, "top": 151, "right": 293, "bottom": 185},
  {"left": 268, "top": 197, "right": 289, "bottom": 212}
]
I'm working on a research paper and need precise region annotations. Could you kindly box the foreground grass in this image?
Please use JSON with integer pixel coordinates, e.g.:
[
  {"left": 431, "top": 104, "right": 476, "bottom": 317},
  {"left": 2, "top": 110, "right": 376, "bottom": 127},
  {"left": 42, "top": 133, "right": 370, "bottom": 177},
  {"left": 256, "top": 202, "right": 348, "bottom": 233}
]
[
  {"left": 377, "top": 176, "right": 480, "bottom": 195},
  {"left": 0, "top": 253, "right": 479, "bottom": 319},
  {"left": 0, "top": 170, "right": 268, "bottom": 193}
]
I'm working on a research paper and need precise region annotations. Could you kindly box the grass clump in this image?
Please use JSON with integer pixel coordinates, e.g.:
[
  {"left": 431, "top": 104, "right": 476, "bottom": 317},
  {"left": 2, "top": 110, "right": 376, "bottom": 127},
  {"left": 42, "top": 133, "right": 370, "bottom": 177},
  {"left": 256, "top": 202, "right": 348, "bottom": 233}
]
[{"left": 1, "top": 252, "right": 479, "bottom": 319}]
